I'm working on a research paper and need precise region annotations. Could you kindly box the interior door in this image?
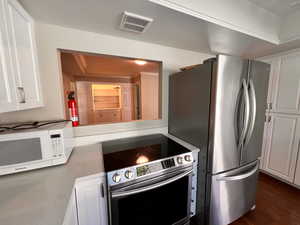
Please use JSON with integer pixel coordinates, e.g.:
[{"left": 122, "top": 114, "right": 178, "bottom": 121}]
[
  {"left": 212, "top": 55, "right": 249, "bottom": 174},
  {"left": 210, "top": 161, "right": 259, "bottom": 225},
  {"left": 241, "top": 60, "right": 270, "bottom": 166},
  {"left": 121, "top": 84, "right": 133, "bottom": 121}
]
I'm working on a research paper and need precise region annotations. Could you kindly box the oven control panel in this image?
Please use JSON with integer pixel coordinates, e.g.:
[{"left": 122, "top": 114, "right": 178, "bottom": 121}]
[{"left": 107, "top": 153, "right": 194, "bottom": 186}]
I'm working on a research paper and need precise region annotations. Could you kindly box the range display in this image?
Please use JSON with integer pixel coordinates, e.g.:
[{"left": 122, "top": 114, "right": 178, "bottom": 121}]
[{"left": 136, "top": 165, "right": 150, "bottom": 177}]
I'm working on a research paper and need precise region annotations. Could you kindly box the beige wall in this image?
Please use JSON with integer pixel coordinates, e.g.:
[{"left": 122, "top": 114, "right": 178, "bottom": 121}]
[{"left": 0, "top": 23, "right": 213, "bottom": 136}]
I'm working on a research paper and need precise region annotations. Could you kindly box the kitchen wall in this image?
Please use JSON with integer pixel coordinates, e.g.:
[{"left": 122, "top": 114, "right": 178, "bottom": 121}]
[{"left": 0, "top": 23, "right": 212, "bottom": 136}]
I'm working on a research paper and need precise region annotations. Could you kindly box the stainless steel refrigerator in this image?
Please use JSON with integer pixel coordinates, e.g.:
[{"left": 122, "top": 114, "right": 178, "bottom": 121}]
[{"left": 168, "top": 55, "right": 270, "bottom": 225}]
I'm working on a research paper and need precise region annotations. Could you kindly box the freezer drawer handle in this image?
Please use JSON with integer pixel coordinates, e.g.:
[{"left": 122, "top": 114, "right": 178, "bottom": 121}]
[
  {"left": 217, "top": 163, "right": 259, "bottom": 182},
  {"left": 111, "top": 168, "right": 193, "bottom": 198}
]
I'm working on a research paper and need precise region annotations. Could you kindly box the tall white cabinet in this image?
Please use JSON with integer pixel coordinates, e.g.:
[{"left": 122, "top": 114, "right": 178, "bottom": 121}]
[
  {"left": 0, "top": 0, "right": 43, "bottom": 113},
  {"left": 260, "top": 50, "right": 300, "bottom": 188}
]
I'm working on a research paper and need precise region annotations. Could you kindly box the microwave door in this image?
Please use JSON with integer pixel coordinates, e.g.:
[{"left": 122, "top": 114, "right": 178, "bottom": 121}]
[{"left": 0, "top": 138, "right": 43, "bottom": 167}]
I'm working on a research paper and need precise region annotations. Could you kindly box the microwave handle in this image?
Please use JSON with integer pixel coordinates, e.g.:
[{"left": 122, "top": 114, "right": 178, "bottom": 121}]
[{"left": 111, "top": 168, "right": 193, "bottom": 198}]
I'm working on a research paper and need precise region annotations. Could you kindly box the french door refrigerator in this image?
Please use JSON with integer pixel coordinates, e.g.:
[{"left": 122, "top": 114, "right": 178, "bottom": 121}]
[{"left": 168, "top": 55, "right": 270, "bottom": 225}]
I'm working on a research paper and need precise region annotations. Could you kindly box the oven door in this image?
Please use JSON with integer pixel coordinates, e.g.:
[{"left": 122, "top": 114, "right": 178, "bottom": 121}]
[{"left": 109, "top": 167, "right": 193, "bottom": 225}]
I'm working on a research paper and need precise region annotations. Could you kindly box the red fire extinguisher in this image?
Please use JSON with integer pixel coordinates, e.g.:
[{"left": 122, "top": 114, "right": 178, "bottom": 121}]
[{"left": 68, "top": 92, "right": 79, "bottom": 127}]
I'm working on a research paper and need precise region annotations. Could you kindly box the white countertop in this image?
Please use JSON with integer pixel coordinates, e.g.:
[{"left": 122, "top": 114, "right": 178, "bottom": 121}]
[{"left": 0, "top": 143, "right": 104, "bottom": 225}]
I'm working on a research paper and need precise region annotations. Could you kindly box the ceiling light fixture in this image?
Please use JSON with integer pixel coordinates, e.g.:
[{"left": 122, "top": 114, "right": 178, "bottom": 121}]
[{"left": 134, "top": 60, "right": 147, "bottom": 65}]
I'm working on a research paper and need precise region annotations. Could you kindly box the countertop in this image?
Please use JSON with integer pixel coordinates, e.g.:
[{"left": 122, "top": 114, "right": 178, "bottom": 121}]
[{"left": 0, "top": 143, "right": 104, "bottom": 225}]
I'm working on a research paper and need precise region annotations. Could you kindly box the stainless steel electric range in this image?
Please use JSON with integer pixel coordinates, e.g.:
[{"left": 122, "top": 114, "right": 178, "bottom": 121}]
[{"left": 102, "top": 134, "right": 197, "bottom": 225}]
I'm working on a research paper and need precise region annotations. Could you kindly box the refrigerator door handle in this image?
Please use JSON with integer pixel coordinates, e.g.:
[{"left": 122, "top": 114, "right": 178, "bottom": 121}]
[
  {"left": 238, "top": 79, "right": 250, "bottom": 150},
  {"left": 216, "top": 163, "right": 259, "bottom": 182},
  {"left": 244, "top": 79, "right": 257, "bottom": 148}
]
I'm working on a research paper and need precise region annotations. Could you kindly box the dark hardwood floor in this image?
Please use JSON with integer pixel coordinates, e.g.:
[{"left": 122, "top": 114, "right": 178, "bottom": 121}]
[{"left": 231, "top": 173, "right": 300, "bottom": 225}]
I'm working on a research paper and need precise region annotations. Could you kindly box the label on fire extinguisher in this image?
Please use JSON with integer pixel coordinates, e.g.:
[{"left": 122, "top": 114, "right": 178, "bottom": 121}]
[
  {"left": 69, "top": 109, "right": 79, "bottom": 122},
  {"left": 70, "top": 116, "right": 79, "bottom": 121}
]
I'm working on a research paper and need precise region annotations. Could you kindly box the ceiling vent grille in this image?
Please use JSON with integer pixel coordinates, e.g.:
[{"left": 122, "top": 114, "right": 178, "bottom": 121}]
[{"left": 120, "top": 11, "right": 153, "bottom": 33}]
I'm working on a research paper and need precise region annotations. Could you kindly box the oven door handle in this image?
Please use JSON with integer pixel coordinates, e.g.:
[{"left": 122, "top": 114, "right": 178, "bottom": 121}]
[{"left": 111, "top": 169, "right": 193, "bottom": 198}]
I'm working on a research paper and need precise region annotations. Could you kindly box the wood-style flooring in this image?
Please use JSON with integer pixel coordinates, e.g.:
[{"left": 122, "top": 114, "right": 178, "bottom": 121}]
[{"left": 231, "top": 173, "right": 300, "bottom": 225}]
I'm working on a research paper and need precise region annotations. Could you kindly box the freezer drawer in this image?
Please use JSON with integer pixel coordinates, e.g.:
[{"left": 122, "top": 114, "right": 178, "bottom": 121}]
[{"left": 210, "top": 161, "right": 259, "bottom": 225}]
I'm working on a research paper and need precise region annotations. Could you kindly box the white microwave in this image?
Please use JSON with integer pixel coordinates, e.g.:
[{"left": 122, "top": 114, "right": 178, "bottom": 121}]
[{"left": 0, "top": 121, "right": 74, "bottom": 176}]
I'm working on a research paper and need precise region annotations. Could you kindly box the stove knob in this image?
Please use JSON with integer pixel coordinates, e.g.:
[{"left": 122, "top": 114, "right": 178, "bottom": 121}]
[
  {"left": 112, "top": 173, "right": 121, "bottom": 183},
  {"left": 125, "top": 170, "right": 133, "bottom": 179},
  {"left": 177, "top": 156, "right": 183, "bottom": 164},
  {"left": 184, "top": 155, "right": 192, "bottom": 162}
]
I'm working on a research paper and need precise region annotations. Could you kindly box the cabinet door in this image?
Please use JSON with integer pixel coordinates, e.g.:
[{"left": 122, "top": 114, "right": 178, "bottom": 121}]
[
  {"left": 76, "top": 175, "right": 108, "bottom": 225},
  {"left": 295, "top": 152, "right": 300, "bottom": 187},
  {"left": 140, "top": 73, "right": 159, "bottom": 120},
  {"left": 6, "top": 0, "right": 43, "bottom": 110},
  {"left": 63, "top": 189, "right": 79, "bottom": 225},
  {"left": 272, "top": 52, "right": 300, "bottom": 114},
  {"left": 121, "top": 84, "right": 133, "bottom": 121},
  {"left": 0, "top": 0, "right": 17, "bottom": 112},
  {"left": 259, "top": 114, "right": 270, "bottom": 170},
  {"left": 261, "top": 57, "right": 278, "bottom": 113},
  {"left": 263, "top": 114, "right": 300, "bottom": 182}
]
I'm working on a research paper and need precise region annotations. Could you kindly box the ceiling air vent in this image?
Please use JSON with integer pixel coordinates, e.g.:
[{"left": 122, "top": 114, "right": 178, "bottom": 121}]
[{"left": 120, "top": 11, "right": 153, "bottom": 33}]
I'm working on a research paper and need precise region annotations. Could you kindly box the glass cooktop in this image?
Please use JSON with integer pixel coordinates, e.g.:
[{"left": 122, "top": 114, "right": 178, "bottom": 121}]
[{"left": 102, "top": 134, "right": 190, "bottom": 172}]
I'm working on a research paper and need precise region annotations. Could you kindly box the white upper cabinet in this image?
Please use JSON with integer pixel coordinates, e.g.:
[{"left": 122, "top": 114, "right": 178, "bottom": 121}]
[
  {"left": 263, "top": 114, "right": 300, "bottom": 183},
  {"left": 0, "top": 0, "right": 43, "bottom": 113},
  {"left": 268, "top": 52, "right": 300, "bottom": 114},
  {"left": 261, "top": 57, "right": 278, "bottom": 113},
  {"left": 0, "top": 0, "right": 17, "bottom": 112},
  {"left": 295, "top": 152, "right": 300, "bottom": 187}
]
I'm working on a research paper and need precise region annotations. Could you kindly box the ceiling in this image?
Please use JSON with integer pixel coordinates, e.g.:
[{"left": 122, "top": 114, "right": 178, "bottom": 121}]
[
  {"left": 20, "top": 0, "right": 284, "bottom": 57},
  {"left": 60, "top": 51, "right": 160, "bottom": 78},
  {"left": 247, "top": 0, "right": 300, "bottom": 16},
  {"left": 18, "top": 0, "right": 300, "bottom": 58}
]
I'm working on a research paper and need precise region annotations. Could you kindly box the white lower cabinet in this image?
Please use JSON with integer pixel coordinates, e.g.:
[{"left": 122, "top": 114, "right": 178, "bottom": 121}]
[
  {"left": 75, "top": 175, "right": 108, "bottom": 225},
  {"left": 262, "top": 113, "right": 300, "bottom": 183},
  {"left": 63, "top": 189, "right": 79, "bottom": 225},
  {"left": 295, "top": 153, "right": 300, "bottom": 187}
]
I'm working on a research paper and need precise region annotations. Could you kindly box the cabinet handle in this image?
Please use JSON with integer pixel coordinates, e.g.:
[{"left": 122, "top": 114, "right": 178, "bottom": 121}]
[
  {"left": 100, "top": 183, "right": 104, "bottom": 198},
  {"left": 17, "top": 87, "right": 26, "bottom": 103},
  {"left": 268, "top": 115, "right": 272, "bottom": 123}
]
